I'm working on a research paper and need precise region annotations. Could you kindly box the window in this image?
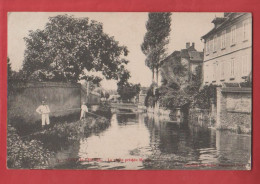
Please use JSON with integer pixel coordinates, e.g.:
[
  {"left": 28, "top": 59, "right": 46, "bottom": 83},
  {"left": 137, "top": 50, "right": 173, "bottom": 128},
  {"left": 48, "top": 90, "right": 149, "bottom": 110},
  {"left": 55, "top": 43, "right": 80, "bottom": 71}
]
[
  {"left": 213, "top": 62, "right": 217, "bottom": 81},
  {"left": 221, "top": 30, "right": 226, "bottom": 49},
  {"left": 243, "top": 20, "right": 249, "bottom": 41},
  {"left": 220, "top": 61, "right": 225, "bottom": 80},
  {"left": 205, "top": 65, "right": 209, "bottom": 81},
  {"left": 213, "top": 35, "right": 217, "bottom": 52},
  {"left": 242, "top": 55, "right": 251, "bottom": 76},
  {"left": 206, "top": 40, "right": 209, "bottom": 54},
  {"left": 231, "top": 26, "right": 236, "bottom": 45},
  {"left": 230, "top": 58, "right": 235, "bottom": 78},
  {"left": 209, "top": 39, "right": 213, "bottom": 52}
]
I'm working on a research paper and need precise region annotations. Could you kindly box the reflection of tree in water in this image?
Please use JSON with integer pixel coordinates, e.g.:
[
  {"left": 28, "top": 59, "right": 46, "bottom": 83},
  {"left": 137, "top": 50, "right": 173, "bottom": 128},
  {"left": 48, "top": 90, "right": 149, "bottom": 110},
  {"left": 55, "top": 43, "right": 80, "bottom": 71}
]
[{"left": 53, "top": 140, "right": 81, "bottom": 169}]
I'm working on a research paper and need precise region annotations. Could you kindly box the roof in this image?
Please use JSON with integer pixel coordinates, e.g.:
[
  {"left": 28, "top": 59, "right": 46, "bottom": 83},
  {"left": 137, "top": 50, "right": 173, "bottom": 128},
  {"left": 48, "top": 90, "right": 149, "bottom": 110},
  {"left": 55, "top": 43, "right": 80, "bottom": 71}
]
[
  {"left": 201, "top": 13, "right": 249, "bottom": 40},
  {"left": 160, "top": 46, "right": 203, "bottom": 65},
  {"left": 180, "top": 49, "right": 189, "bottom": 58},
  {"left": 160, "top": 51, "right": 181, "bottom": 65},
  {"left": 188, "top": 51, "right": 204, "bottom": 61}
]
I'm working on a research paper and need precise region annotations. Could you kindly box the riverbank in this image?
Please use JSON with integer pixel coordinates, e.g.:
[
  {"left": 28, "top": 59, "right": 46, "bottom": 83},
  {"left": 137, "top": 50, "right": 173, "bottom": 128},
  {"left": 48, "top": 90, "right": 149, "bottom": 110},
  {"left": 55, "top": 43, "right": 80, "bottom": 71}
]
[{"left": 7, "top": 116, "right": 110, "bottom": 169}]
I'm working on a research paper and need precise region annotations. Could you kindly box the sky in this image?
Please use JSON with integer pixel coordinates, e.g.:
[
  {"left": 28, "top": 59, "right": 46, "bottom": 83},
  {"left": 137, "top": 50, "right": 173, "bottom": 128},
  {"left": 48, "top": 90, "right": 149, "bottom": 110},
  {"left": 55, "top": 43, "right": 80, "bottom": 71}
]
[{"left": 8, "top": 12, "right": 223, "bottom": 90}]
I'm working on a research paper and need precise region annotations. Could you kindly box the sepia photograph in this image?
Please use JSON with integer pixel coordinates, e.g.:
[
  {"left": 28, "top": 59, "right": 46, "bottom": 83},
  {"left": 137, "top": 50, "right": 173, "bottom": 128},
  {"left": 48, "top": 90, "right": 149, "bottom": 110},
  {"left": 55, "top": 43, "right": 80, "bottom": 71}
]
[{"left": 7, "top": 12, "right": 252, "bottom": 170}]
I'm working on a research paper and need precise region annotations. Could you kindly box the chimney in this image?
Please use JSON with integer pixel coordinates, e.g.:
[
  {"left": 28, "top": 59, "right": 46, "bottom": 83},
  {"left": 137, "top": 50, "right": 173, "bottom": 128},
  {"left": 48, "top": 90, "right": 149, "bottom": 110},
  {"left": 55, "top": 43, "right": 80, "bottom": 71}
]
[
  {"left": 186, "top": 42, "right": 190, "bottom": 49},
  {"left": 212, "top": 17, "right": 227, "bottom": 28},
  {"left": 192, "top": 42, "right": 195, "bottom": 48}
]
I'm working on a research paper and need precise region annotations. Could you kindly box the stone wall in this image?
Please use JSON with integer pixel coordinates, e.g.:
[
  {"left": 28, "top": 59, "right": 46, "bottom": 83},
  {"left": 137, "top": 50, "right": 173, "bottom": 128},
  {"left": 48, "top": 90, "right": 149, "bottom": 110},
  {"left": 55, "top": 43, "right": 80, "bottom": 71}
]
[
  {"left": 216, "top": 87, "right": 252, "bottom": 133},
  {"left": 80, "top": 87, "right": 101, "bottom": 106},
  {"left": 189, "top": 108, "right": 213, "bottom": 127},
  {"left": 8, "top": 82, "right": 82, "bottom": 123}
]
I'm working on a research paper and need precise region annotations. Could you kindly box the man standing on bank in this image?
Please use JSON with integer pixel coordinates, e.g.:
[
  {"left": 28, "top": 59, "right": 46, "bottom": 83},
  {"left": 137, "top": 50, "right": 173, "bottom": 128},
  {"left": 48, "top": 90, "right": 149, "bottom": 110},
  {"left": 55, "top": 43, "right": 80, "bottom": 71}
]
[
  {"left": 36, "top": 100, "right": 51, "bottom": 127},
  {"left": 80, "top": 101, "right": 89, "bottom": 120}
]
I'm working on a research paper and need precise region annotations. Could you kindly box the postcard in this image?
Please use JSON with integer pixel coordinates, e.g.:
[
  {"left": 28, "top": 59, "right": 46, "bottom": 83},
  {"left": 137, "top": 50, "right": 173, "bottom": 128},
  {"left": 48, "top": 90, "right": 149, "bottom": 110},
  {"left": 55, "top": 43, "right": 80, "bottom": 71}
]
[{"left": 7, "top": 12, "right": 252, "bottom": 170}]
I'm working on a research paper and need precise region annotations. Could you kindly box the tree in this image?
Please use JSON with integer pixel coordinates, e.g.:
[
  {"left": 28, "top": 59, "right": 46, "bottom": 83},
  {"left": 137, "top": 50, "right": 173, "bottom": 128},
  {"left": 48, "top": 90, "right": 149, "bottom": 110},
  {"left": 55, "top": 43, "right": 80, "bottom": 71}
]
[
  {"left": 144, "top": 82, "right": 159, "bottom": 107},
  {"left": 192, "top": 84, "right": 218, "bottom": 109},
  {"left": 7, "top": 57, "right": 12, "bottom": 81},
  {"left": 141, "top": 13, "right": 171, "bottom": 83},
  {"left": 7, "top": 57, "right": 27, "bottom": 94},
  {"left": 23, "top": 15, "right": 129, "bottom": 83},
  {"left": 117, "top": 82, "right": 141, "bottom": 102},
  {"left": 104, "top": 92, "right": 110, "bottom": 99},
  {"left": 116, "top": 70, "right": 140, "bottom": 102},
  {"left": 157, "top": 58, "right": 203, "bottom": 109}
]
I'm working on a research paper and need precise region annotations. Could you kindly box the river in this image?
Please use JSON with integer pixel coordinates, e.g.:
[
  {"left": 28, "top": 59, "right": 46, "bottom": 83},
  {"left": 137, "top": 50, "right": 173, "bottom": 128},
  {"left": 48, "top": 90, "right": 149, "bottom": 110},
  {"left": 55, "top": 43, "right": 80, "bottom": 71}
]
[{"left": 52, "top": 112, "right": 251, "bottom": 170}]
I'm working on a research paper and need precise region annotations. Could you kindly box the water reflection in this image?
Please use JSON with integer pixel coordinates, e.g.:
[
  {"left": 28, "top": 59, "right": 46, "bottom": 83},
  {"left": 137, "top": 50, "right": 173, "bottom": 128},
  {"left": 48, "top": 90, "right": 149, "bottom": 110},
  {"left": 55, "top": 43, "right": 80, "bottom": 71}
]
[{"left": 53, "top": 112, "right": 251, "bottom": 170}]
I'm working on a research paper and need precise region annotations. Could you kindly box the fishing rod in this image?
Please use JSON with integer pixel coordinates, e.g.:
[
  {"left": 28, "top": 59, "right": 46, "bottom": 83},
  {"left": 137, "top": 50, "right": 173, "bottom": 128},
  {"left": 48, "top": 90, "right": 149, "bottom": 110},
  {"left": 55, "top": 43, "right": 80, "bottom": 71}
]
[{"left": 50, "top": 108, "right": 105, "bottom": 118}]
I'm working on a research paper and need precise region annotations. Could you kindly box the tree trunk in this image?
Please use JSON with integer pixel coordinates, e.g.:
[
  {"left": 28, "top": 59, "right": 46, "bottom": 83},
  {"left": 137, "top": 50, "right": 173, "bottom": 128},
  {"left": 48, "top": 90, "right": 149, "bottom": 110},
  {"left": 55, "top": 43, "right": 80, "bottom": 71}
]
[
  {"left": 152, "top": 67, "right": 155, "bottom": 82},
  {"left": 156, "top": 67, "right": 159, "bottom": 85}
]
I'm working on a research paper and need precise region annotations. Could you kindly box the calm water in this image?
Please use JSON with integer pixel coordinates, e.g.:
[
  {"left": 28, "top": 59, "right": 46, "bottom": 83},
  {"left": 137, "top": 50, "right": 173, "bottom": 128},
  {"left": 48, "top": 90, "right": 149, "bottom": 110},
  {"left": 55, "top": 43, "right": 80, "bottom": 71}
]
[{"left": 52, "top": 112, "right": 251, "bottom": 170}]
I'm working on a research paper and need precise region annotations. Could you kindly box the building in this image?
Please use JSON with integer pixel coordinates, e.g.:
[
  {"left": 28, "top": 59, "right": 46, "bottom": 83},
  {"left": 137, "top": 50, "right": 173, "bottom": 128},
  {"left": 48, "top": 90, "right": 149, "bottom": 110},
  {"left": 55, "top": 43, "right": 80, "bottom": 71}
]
[
  {"left": 181, "top": 42, "right": 204, "bottom": 75},
  {"left": 159, "top": 42, "right": 203, "bottom": 86},
  {"left": 138, "top": 87, "right": 149, "bottom": 106},
  {"left": 201, "top": 13, "right": 252, "bottom": 85}
]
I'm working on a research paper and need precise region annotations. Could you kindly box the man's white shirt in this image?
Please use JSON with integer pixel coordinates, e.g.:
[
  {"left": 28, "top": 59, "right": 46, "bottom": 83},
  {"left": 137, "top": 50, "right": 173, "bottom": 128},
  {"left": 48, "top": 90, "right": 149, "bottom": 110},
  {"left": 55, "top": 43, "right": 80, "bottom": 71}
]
[{"left": 36, "top": 105, "right": 50, "bottom": 114}]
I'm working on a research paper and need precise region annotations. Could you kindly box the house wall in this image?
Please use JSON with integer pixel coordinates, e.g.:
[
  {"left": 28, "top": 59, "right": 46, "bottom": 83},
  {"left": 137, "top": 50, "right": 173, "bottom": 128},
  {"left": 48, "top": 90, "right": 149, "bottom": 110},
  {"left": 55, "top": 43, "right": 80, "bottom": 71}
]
[
  {"left": 216, "top": 87, "right": 251, "bottom": 133},
  {"left": 204, "top": 47, "right": 252, "bottom": 84},
  {"left": 138, "top": 94, "right": 146, "bottom": 106},
  {"left": 203, "top": 14, "right": 252, "bottom": 85}
]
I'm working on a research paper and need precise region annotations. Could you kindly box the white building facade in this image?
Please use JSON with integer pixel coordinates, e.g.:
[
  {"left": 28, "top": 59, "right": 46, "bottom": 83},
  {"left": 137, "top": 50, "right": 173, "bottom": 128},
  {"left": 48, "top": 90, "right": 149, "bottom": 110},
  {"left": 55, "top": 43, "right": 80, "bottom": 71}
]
[{"left": 201, "top": 13, "right": 252, "bottom": 85}]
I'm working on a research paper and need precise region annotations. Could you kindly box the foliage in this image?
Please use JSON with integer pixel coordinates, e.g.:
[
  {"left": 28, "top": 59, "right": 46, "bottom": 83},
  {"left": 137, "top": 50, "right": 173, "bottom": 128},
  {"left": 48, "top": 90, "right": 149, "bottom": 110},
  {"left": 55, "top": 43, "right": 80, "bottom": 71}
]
[
  {"left": 95, "top": 102, "right": 112, "bottom": 118},
  {"left": 7, "top": 57, "right": 12, "bottom": 80},
  {"left": 116, "top": 68, "right": 141, "bottom": 102},
  {"left": 192, "top": 84, "right": 218, "bottom": 109},
  {"left": 156, "top": 52, "right": 203, "bottom": 109},
  {"left": 160, "top": 51, "right": 188, "bottom": 89},
  {"left": 7, "top": 115, "right": 110, "bottom": 169},
  {"left": 105, "top": 92, "right": 110, "bottom": 99},
  {"left": 240, "top": 80, "right": 252, "bottom": 88},
  {"left": 23, "top": 15, "right": 129, "bottom": 83},
  {"left": 7, "top": 57, "right": 28, "bottom": 95},
  {"left": 31, "top": 116, "right": 110, "bottom": 151},
  {"left": 184, "top": 65, "right": 202, "bottom": 95},
  {"left": 117, "top": 81, "right": 141, "bottom": 102},
  {"left": 141, "top": 13, "right": 171, "bottom": 80},
  {"left": 7, "top": 125, "right": 55, "bottom": 169},
  {"left": 158, "top": 85, "right": 190, "bottom": 109},
  {"left": 101, "top": 91, "right": 110, "bottom": 99},
  {"left": 144, "top": 82, "right": 159, "bottom": 107}
]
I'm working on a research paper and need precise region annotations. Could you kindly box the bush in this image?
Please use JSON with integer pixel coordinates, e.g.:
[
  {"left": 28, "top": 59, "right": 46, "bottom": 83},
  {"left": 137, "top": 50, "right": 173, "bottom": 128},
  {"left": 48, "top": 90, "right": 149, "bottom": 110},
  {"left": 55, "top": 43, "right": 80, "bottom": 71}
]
[
  {"left": 192, "top": 84, "right": 219, "bottom": 109},
  {"left": 30, "top": 116, "right": 110, "bottom": 151},
  {"left": 240, "top": 80, "right": 252, "bottom": 88},
  {"left": 7, "top": 125, "right": 55, "bottom": 169},
  {"left": 94, "top": 102, "right": 112, "bottom": 118},
  {"left": 7, "top": 116, "right": 110, "bottom": 168}
]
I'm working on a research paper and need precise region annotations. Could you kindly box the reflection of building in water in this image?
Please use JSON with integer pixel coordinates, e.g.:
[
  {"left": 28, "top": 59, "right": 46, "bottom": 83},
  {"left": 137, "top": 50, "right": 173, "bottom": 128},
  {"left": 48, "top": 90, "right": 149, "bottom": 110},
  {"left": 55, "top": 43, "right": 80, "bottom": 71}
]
[
  {"left": 144, "top": 115, "right": 216, "bottom": 160},
  {"left": 215, "top": 130, "right": 251, "bottom": 167}
]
